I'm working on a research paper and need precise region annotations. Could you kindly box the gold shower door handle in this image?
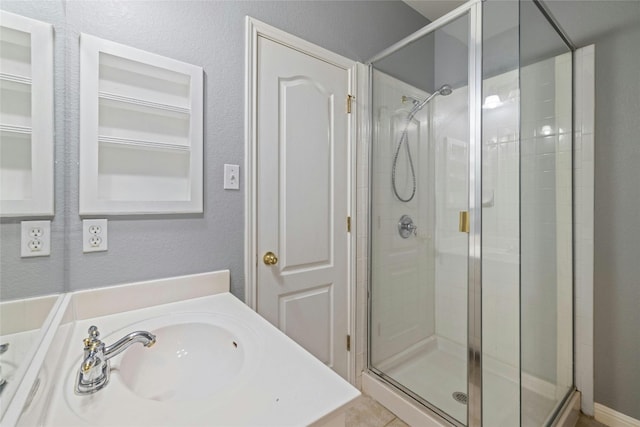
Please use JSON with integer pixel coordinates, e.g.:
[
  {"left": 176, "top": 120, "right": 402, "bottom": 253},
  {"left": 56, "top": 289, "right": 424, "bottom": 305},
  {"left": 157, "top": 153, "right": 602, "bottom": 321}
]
[
  {"left": 459, "top": 211, "right": 470, "bottom": 233},
  {"left": 263, "top": 251, "right": 278, "bottom": 266}
]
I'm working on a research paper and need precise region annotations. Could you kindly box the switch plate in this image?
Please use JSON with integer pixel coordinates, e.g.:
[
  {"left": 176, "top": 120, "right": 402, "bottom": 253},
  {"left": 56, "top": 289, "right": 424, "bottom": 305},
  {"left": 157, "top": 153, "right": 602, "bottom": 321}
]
[
  {"left": 21, "top": 220, "right": 51, "bottom": 257},
  {"left": 83, "top": 219, "right": 108, "bottom": 253},
  {"left": 224, "top": 164, "right": 240, "bottom": 190}
]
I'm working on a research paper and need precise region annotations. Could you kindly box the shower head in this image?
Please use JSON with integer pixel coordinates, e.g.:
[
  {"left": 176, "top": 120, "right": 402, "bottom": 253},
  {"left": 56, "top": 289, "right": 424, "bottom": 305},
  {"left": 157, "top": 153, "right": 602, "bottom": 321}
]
[
  {"left": 408, "top": 83, "right": 452, "bottom": 118},
  {"left": 438, "top": 84, "right": 452, "bottom": 96}
]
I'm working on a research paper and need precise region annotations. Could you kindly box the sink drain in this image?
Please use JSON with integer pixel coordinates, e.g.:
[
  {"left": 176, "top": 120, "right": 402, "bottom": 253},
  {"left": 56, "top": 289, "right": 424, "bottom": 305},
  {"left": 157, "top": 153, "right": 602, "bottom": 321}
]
[{"left": 452, "top": 391, "right": 468, "bottom": 405}]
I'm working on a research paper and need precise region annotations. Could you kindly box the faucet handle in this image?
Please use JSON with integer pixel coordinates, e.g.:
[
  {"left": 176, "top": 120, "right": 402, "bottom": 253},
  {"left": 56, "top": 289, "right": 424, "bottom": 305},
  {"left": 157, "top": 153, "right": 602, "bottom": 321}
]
[
  {"left": 83, "top": 325, "right": 102, "bottom": 348},
  {"left": 88, "top": 326, "right": 100, "bottom": 338}
]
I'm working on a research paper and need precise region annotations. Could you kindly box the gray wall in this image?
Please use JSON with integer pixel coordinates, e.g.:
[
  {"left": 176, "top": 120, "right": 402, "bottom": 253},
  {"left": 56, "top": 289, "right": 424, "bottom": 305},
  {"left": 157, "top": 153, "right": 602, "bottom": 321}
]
[
  {"left": 374, "top": 33, "right": 435, "bottom": 93},
  {"left": 593, "top": 23, "right": 640, "bottom": 420},
  {"left": 433, "top": 14, "right": 468, "bottom": 91},
  {"left": 0, "top": 1, "right": 428, "bottom": 301}
]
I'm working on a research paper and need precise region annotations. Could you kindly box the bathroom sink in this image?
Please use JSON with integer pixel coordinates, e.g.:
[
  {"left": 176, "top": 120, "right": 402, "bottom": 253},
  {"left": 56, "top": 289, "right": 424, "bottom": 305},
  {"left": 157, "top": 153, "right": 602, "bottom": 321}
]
[
  {"left": 49, "top": 291, "right": 359, "bottom": 427},
  {"left": 63, "top": 311, "right": 261, "bottom": 425},
  {"left": 118, "top": 321, "right": 245, "bottom": 401}
]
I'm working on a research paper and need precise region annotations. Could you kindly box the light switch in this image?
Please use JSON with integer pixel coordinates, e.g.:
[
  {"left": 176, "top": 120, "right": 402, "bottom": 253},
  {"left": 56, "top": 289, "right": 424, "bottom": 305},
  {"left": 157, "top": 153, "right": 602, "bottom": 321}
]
[{"left": 224, "top": 164, "right": 240, "bottom": 190}]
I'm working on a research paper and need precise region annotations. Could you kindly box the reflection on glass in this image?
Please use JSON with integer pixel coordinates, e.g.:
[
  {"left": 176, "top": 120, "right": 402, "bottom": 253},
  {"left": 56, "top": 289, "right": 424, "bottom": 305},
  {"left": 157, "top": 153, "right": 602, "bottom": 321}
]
[
  {"left": 0, "top": 294, "right": 58, "bottom": 419},
  {"left": 370, "top": 12, "right": 469, "bottom": 425},
  {"left": 0, "top": 6, "right": 66, "bottom": 418}
]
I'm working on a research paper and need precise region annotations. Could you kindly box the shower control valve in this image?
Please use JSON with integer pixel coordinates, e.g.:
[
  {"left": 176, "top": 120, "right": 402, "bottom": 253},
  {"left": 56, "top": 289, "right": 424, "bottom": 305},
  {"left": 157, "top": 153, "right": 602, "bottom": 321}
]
[{"left": 398, "top": 215, "right": 417, "bottom": 239}]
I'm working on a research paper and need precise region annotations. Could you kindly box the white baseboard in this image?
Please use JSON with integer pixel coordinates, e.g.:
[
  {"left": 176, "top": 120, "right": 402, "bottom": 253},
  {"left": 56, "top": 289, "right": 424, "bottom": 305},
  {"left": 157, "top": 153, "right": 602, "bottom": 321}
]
[{"left": 595, "top": 403, "right": 640, "bottom": 427}]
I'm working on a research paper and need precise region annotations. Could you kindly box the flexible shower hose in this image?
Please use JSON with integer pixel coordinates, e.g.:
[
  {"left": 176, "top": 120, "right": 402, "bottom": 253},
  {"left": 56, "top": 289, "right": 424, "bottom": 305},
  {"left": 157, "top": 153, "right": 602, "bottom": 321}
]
[{"left": 391, "top": 119, "right": 416, "bottom": 202}]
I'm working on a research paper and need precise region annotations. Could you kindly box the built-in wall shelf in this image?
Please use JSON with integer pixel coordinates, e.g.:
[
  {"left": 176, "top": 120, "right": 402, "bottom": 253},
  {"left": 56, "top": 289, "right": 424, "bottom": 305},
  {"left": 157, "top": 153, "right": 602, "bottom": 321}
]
[
  {"left": 0, "top": 11, "right": 54, "bottom": 217},
  {"left": 79, "top": 34, "right": 203, "bottom": 215}
]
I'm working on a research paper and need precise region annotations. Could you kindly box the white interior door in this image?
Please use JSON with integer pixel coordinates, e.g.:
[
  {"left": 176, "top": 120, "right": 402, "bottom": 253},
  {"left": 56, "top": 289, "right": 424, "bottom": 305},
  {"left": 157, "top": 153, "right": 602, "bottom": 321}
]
[{"left": 256, "top": 35, "right": 351, "bottom": 379}]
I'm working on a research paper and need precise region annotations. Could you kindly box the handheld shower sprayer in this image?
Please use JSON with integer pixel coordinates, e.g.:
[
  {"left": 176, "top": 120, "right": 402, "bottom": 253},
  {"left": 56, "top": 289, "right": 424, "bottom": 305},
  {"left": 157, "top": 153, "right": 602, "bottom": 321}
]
[
  {"left": 407, "top": 84, "right": 452, "bottom": 120},
  {"left": 393, "top": 84, "right": 452, "bottom": 203}
]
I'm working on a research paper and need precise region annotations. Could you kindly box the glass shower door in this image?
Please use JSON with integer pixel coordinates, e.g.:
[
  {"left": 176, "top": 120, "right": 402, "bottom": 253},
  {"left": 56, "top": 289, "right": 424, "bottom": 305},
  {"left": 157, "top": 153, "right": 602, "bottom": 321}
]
[
  {"left": 481, "top": 1, "right": 574, "bottom": 425},
  {"left": 519, "top": 1, "right": 574, "bottom": 424},
  {"left": 369, "top": 11, "right": 471, "bottom": 426}
]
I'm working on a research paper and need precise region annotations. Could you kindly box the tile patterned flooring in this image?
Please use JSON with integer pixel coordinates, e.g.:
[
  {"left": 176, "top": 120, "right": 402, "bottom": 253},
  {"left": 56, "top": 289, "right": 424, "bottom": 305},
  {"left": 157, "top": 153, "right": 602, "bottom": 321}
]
[
  {"left": 576, "top": 416, "right": 607, "bottom": 427},
  {"left": 346, "top": 394, "right": 608, "bottom": 427},
  {"left": 346, "top": 395, "right": 409, "bottom": 427}
]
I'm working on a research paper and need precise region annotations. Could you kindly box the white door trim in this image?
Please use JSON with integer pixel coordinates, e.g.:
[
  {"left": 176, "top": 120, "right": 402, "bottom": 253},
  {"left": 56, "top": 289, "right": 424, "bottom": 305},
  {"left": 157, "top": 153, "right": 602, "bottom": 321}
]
[{"left": 244, "top": 16, "right": 358, "bottom": 382}]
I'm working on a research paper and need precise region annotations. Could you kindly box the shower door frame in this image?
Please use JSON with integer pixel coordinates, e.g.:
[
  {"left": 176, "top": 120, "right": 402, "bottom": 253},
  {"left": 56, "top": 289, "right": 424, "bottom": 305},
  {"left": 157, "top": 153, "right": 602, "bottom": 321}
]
[{"left": 366, "top": 1, "right": 483, "bottom": 426}]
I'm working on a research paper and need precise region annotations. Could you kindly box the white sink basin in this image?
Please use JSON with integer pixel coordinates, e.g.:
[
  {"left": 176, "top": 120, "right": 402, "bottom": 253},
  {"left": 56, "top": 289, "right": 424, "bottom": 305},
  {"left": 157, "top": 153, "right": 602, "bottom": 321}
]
[
  {"left": 118, "top": 321, "right": 245, "bottom": 401},
  {"left": 63, "top": 311, "right": 261, "bottom": 425}
]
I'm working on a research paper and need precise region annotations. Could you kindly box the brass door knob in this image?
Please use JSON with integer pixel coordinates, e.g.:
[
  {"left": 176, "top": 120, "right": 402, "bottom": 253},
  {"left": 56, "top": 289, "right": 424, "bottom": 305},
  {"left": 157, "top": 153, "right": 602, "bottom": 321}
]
[{"left": 263, "top": 251, "right": 278, "bottom": 266}]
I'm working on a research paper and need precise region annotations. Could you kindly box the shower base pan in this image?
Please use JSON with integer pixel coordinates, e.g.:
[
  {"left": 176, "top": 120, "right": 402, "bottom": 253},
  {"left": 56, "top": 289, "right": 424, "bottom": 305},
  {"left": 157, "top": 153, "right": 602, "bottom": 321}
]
[{"left": 365, "top": 335, "right": 576, "bottom": 426}]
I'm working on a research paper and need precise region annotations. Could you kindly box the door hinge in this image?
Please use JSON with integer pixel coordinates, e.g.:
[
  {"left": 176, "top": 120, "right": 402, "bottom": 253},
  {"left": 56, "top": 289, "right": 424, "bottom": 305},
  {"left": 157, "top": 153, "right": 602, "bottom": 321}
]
[
  {"left": 346, "top": 334, "right": 351, "bottom": 352},
  {"left": 347, "top": 216, "right": 351, "bottom": 233},
  {"left": 347, "top": 94, "right": 355, "bottom": 114}
]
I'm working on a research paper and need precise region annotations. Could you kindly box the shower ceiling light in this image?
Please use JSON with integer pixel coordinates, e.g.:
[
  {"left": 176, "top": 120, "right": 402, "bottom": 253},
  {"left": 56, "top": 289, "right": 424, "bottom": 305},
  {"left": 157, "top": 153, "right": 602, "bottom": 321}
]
[{"left": 482, "top": 94, "right": 503, "bottom": 109}]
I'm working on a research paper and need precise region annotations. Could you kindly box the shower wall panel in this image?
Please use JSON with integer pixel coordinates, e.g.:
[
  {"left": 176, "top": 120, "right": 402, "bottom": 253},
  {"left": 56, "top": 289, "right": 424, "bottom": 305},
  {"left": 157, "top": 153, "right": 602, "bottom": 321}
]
[
  {"left": 370, "top": 70, "right": 435, "bottom": 366},
  {"left": 433, "top": 88, "right": 469, "bottom": 348},
  {"left": 481, "top": 69, "right": 520, "bottom": 370},
  {"left": 520, "top": 54, "right": 572, "bottom": 386}
]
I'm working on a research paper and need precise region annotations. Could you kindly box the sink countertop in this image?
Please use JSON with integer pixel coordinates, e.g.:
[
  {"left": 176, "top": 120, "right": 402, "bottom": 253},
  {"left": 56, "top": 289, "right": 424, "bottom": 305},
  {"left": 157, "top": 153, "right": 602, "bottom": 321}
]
[{"left": 43, "top": 282, "right": 360, "bottom": 426}]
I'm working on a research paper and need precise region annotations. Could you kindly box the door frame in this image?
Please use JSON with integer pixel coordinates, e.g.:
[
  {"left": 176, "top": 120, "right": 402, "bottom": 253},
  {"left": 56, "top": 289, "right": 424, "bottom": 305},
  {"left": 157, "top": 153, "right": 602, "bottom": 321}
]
[{"left": 244, "top": 16, "right": 358, "bottom": 383}]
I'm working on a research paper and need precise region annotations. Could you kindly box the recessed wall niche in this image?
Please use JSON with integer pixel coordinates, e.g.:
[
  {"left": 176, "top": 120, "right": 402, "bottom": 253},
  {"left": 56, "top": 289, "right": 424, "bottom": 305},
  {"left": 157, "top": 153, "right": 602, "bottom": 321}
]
[
  {"left": 0, "top": 11, "right": 54, "bottom": 217},
  {"left": 79, "top": 34, "right": 203, "bottom": 215}
]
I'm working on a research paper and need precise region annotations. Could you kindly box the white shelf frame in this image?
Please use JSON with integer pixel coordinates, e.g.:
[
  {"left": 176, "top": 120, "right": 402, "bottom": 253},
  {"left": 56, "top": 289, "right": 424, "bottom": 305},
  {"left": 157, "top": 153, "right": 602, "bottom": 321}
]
[
  {"left": 79, "top": 33, "right": 203, "bottom": 215},
  {"left": 97, "top": 135, "right": 190, "bottom": 152},
  {"left": 0, "top": 11, "right": 54, "bottom": 217},
  {"left": 98, "top": 91, "right": 191, "bottom": 115},
  {"left": 0, "top": 72, "right": 32, "bottom": 86}
]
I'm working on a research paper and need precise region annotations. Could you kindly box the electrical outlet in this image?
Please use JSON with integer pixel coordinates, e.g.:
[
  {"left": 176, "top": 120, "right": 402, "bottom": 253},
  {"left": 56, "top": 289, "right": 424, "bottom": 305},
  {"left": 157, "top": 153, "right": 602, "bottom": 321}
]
[
  {"left": 83, "top": 219, "right": 108, "bottom": 253},
  {"left": 21, "top": 221, "right": 51, "bottom": 257},
  {"left": 224, "top": 164, "right": 240, "bottom": 190}
]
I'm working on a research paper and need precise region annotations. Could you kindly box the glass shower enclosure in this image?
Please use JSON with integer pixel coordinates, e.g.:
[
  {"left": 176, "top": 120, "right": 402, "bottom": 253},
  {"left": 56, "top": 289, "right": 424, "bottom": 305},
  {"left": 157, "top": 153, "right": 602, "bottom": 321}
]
[{"left": 367, "top": 1, "right": 574, "bottom": 425}]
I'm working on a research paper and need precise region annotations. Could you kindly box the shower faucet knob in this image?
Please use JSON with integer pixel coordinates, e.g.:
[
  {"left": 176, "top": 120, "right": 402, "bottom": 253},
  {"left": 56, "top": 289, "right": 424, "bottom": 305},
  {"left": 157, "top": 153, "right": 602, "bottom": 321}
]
[{"left": 398, "top": 215, "right": 417, "bottom": 239}]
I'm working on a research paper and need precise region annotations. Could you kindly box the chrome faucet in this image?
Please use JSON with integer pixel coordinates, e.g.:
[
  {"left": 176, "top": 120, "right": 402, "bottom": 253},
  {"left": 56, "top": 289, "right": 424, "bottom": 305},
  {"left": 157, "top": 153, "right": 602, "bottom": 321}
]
[{"left": 75, "top": 325, "right": 156, "bottom": 395}]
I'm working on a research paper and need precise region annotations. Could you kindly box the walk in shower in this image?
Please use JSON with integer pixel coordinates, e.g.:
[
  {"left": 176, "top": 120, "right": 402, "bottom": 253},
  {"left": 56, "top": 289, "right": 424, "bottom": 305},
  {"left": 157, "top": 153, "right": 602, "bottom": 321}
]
[{"left": 367, "top": 1, "right": 574, "bottom": 426}]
